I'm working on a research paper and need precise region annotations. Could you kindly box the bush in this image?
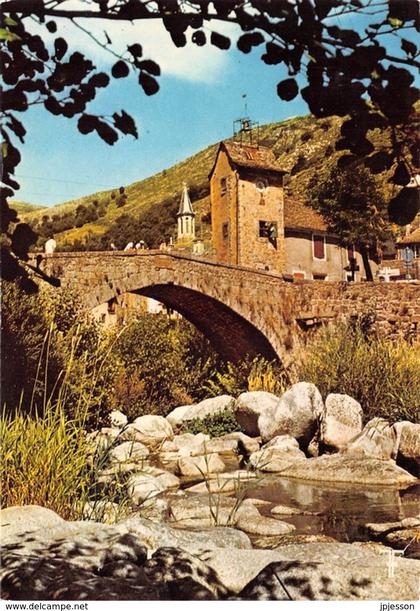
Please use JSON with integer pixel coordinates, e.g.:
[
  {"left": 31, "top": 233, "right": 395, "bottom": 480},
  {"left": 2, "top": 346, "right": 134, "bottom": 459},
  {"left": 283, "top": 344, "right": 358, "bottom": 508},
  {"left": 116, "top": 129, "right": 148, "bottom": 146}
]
[
  {"left": 300, "top": 322, "right": 420, "bottom": 423},
  {"left": 183, "top": 406, "right": 242, "bottom": 437}
]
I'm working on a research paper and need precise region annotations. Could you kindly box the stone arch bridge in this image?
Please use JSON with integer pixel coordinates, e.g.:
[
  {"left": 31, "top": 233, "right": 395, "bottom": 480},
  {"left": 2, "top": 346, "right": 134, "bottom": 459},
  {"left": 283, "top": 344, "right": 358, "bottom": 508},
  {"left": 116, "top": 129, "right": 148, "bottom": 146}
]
[{"left": 34, "top": 251, "right": 420, "bottom": 369}]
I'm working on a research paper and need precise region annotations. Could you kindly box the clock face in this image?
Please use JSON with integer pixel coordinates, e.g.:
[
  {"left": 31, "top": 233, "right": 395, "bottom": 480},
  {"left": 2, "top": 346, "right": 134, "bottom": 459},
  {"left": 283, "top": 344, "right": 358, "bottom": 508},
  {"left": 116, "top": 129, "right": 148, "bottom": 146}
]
[{"left": 256, "top": 179, "right": 268, "bottom": 193}]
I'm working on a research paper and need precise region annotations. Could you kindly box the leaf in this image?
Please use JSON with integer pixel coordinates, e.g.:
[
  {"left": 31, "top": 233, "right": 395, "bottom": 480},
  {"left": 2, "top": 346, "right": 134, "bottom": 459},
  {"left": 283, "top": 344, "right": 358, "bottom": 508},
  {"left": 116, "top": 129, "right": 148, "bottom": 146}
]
[
  {"left": 401, "top": 38, "right": 417, "bottom": 57},
  {"left": 46, "top": 21, "right": 57, "bottom": 33},
  {"left": 210, "top": 31, "right": 231, "bottom": 50},
  {"left": 113, "top": 111, "right": 138, "bottom": 139},
  {"left": 277, "top": 78, "right": 298, "bottom": 101},
  {"left": 11, "top": 223, "right": 37, "bottom": 260},
  {"left": 89, "top": 72, "right": 110, "bottom": 88},
  {"left": 138, "top": 72, "right": 159, "bottom": 96},
  {"left": 95, "top": 121, "right": 118, "bottom": 145},
  {"left": 261, "top": 42, "right": 285, "bottom": 65},
  {"left": 127, "top": 43, "right": 143, "bottom": 57},
  {"left": 237, "top": 32, "right": 265, "bottom": 54},
  {"left": 391, "top": 161, "right": 411, "bottom": 186},
  {"left": 364, "top": 152, "right": 393, "bottom": 174},
  {"left": 54, "top": 37, "right": 68, "bottom": 61},
  {"left": 112, "top": 60, "right": 129, "bottom": 78},
  {"left": 192, "top": 30, "right": 206, "bottom": 46},
  {"left": 388, "top": 187, "right": 420, "bottom": 225},
  {"left": 7, "top": 115, "right": 26, "bottom": 144},
  {"left": 137, "top": 60, "right": 160, "bottom": 76},
  {"left": 77, "top": 114, "right": 99, "bottom": 135}
]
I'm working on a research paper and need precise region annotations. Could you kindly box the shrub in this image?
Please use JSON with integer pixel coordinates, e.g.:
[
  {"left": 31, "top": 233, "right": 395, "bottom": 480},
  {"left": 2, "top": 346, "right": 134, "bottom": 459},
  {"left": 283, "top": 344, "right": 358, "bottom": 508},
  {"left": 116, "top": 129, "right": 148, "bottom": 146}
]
[
  {"left": 204, "top": 356, "right": 288, "bottom": 398},
  {"left": 300, "top": 322, "right": 420, "bottom": 423},
  {"left": 183, "top": 406, "right": 242, "bottom": 437}
]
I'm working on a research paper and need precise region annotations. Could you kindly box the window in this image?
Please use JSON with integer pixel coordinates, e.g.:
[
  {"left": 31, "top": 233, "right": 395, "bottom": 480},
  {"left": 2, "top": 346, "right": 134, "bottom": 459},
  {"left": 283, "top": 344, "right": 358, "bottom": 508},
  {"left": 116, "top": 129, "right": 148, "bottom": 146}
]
[
  {"left": 313, "top": 273, "right": 327, "bottom": 281},
  {"left": 293, "top": 271, "right": 306, "bottom": 280},
  {"left": 222, "top": 223, "right": 229, "bottom": 239},
  {"left": 220, "top": 177, "right": 227, "bottom": 196},
  {"left": 313, "top": 235, "right": 326, "bottom": 260},
  {"left": 259, "top": 221, "right": 278, "bottom": 239}
]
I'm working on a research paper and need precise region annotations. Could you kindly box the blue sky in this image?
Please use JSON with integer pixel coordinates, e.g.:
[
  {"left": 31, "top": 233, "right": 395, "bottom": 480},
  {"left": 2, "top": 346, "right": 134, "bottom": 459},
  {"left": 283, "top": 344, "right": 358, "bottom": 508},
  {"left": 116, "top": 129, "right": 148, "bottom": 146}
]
[{"left": 14, "top": 4, "right": 417, "bottom": 206}]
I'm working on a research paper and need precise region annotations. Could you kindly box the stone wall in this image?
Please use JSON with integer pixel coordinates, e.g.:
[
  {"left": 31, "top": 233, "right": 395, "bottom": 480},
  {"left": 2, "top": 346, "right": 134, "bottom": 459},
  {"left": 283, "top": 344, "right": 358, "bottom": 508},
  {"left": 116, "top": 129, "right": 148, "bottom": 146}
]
[{"left": 33, "top": 251, "right": 420, "bottom": 368}]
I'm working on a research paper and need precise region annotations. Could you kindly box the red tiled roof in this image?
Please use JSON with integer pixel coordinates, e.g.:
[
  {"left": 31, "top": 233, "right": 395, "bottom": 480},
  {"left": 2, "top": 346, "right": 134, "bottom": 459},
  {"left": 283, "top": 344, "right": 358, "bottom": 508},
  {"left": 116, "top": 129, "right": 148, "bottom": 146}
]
[
  {"left": 400, "top": 226, "right": 420, "bottom": 244},
  {"left": 221, "top": 141, "right": 286, "bottom": 173},
  {"left": 284, "top": 197, "right": 328, "bottom": 232}
]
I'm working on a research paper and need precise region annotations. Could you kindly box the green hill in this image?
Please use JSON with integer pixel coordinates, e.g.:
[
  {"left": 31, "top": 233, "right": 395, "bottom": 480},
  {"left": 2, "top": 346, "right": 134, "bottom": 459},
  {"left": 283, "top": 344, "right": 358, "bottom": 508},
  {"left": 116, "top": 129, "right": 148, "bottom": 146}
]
[
  {"left": 22, "top": 113, "right": 403, "bottom": 250},
  {"left": 10, "top": 201, "right": 47, "bottom": 215}
]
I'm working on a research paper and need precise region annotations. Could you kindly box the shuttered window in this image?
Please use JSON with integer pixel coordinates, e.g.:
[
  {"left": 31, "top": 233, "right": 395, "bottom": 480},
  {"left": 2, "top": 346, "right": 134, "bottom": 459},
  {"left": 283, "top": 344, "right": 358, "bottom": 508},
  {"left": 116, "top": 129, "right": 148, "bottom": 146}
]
[{"left": 313, "top": 235, "right": 325, "bottom": 259}]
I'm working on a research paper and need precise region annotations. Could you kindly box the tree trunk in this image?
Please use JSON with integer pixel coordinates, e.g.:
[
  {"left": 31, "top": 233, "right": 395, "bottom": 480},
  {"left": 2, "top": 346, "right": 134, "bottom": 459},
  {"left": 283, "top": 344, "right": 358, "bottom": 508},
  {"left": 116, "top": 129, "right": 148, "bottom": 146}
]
[{"left": 360, "top": 245, "right": 374, "bottom": 281}]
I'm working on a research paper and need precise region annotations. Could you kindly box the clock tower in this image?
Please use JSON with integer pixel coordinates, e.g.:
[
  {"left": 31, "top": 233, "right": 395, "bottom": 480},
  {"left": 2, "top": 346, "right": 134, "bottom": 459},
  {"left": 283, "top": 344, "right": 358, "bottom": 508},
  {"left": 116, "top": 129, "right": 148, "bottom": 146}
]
[{"left": 209, "top": 138, "right": 286, "bottom": 274}]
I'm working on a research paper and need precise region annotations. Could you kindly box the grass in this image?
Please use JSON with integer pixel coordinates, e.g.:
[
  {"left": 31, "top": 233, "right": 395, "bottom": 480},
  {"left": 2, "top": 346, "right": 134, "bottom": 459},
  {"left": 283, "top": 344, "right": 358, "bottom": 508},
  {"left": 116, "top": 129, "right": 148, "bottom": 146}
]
[{"left": 300, "top": 322, "right": 420, "bottom": 423}]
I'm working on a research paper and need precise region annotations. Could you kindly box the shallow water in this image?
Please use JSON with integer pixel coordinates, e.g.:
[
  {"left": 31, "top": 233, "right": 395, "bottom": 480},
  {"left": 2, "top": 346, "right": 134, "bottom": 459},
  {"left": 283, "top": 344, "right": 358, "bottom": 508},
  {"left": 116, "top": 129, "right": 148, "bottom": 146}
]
[{"left": 242, "top": 476, "right": 420, "bottom": 542}]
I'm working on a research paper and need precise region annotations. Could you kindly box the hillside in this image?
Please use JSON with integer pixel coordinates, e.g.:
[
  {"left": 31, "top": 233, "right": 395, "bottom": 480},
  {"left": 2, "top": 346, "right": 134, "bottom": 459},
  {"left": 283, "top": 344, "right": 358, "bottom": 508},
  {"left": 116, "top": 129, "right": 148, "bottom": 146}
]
[
  {"left": 10, "top": 201, "right": 47, "bottom": 215},
  {"left": 22, "top": 113, "right": 403, "bottom": 250}
]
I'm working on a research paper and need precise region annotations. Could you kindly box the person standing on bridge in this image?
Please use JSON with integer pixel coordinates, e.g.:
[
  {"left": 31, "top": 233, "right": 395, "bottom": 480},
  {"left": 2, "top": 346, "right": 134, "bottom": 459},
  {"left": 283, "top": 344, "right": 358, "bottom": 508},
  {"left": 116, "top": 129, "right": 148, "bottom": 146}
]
[{"left": 45, "top": 235, "right": 57, "bottom": 254}]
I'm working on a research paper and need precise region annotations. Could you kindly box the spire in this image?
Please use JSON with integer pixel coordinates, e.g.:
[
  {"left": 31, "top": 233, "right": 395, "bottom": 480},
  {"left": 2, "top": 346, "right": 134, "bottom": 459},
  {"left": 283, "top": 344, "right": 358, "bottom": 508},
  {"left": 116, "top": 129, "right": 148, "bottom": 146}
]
[
  {"left": 177, "top": 182, "right": 195, "bottom": 217},
  {"left": 177, "top": 182, "right": 196, "bottom": 241}
]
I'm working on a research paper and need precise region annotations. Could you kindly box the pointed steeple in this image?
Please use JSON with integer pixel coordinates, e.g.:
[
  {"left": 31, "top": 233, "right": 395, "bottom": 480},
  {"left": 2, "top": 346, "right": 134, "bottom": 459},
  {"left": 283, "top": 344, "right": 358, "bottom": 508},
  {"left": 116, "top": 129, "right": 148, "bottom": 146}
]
[
  {"left": 178, "top": 182, "right": 194, "bottom": 216},
  {"left": 177, "top": 182, "right": 196, "bottom": 240}
]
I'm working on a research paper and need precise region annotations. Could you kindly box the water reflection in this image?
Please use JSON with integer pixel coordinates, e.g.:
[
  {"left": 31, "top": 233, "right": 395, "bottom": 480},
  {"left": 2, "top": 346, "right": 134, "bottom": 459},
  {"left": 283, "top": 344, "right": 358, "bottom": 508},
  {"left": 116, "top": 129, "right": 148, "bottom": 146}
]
[{"left": 243, "top": 477, "right": 420, "bottom": 542}]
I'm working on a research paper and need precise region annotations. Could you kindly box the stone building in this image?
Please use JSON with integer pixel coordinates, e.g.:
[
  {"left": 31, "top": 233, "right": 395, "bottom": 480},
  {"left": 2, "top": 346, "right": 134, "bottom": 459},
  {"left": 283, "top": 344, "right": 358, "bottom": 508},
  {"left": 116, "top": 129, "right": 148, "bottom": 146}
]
[
  {"left": 210, "top": 140, "right": 378, "bottom": 281},
  {"left": 209, "top": 140, "right": 286, "bottom": 274}
]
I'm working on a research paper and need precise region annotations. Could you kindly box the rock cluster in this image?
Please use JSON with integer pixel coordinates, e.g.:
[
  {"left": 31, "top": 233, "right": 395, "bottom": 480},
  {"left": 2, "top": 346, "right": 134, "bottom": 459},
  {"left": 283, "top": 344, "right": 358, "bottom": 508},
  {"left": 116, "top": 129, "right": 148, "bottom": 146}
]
[{"left": 1, "top": 506, "right": 419, "bottom": 601}]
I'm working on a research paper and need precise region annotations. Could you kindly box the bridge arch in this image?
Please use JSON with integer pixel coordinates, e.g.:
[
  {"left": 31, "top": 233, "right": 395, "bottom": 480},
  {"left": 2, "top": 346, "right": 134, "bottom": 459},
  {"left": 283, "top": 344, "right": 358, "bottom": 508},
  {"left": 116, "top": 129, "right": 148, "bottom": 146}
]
[{"left": 135, "top": 283, "right": 278, "bottom": 363}]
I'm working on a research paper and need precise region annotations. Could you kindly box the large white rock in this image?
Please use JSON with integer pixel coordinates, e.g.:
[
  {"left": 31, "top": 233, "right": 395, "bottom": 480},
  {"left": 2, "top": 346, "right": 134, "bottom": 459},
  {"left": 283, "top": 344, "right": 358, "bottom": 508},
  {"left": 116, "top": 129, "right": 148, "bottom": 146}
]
[
  {"left": 126, "top": 473, "right": 167, "bottom": 505},
  {"left": 109, "top": 410, "right": 128, "bottom": 429},
  {"left": 392, "top": 421, "right": 420, "bottom": 460},
  {"left": 186, "top": 470, "right": 258, "bottom": 494},
  {"left": 221, "top": 432, "right": 261, "bottom": 454},
  {"left": 343, "top": 417, "right": 397, "bottom": 460},
  {"left": 235, "top": 514, "right": 295, "bottom": 536},
  {"left": 172, "top": 432, "right": 210, "bottom": 456},
  {"left": 165, "top": 404, "right": 192, "bottom": 429},
  {"left": 320, "top": 394, "right": 363, "bottom": 451},
  {"left": 121, "top": 415, "right": 173, "bottom": 446},
  {"left": 249, "top": 435, "right": 307, "bottom": 472},
  {"left": 0, "top": 506, "right": 65, "bottom": 541},
  {"left": 166, "top": 396, "right": 235, "bottom": 429},
  {"left": 109, "top": 440, "right": 149, "bottom": 465},
  {"left": 235, "top": 391, "right": 280, "bottom": 436},
  {"left": 258, "top": 382, "right": 324, "bottom": 445},
  {"left": 177, "top": 453, "right": 226, "bottom": 477}
]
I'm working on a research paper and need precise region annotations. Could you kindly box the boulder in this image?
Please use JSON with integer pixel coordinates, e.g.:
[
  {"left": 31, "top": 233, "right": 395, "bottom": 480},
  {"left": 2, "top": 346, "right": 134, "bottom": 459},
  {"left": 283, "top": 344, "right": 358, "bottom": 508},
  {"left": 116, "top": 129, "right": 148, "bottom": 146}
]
[
  {"left": 221, "top": 432, "right": 261, "bottom": 454},
  {"left": 343, "top": 417, "right": 397, "bottom": 460},
  {"left": 258, "top": 382, "right": 324, "bottom": 445},
  {"left": 204, "top": 542, "right": 420, "bottom": 598},
  {"left": 109, "top": 409, "right": 128, "bottom": 429},
  {"left": 190, "top": 437, "right": 238, "bottom": 456},
  {"left": 168, "top": 494, "right": 260, "bottom": 528},
  {"left": 177, "top": 453, "right": 226, "bottom": 477},
  {"left": 235, "top": 391, "right": 280, "bottom": 436},
  {"left": 0, "top": 505, "right": 65, "bottom": 541},
  {"left": 143, "top": 547, "right": 228, "bottom": 598},
  {"left": 172, "top": 432, "right": 210, "bottom": 457},
  {"left": 82, "top": 501, "right": 124, "bottom": 524},
  {"left": 234, "top": 514, "right": 295, "bottom": 536},
  {"left": 127, "top": 473, "right": 168, "bottom": 505},
  {"left": 167, "top": 396, "right": 235, "bottom": 429},
  {"left": 109, "top": 440, "right": 149, "bottom": 465},
  {"left": 184, "top": 395, "right": 235, "bottom": 422},
  {"left": 185, "top": 470, "right": 258, "bottom": 494},
  {"left": 320, "top": 394, "right": 363, "bottom": 450},
  {"left": 141, "top": 466, "right": 180, "bottom": 490},
  {"left": 166, "top": 404, "right": 192, "bottom": 429},
  {"left": 121, "top": 415, "right": 173, "bottom": 446},
  {"left": 249, "top": 436, "right": 307, "bottom": 472},
  {"left": 394, "top": 422, "right": 420, "bottom": 458},
  {"left": 271, "top": 504, "right": 309, "bottom": 516},
  {"left": 279, "top": 454, "right": 416, "bottom": 485}
]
